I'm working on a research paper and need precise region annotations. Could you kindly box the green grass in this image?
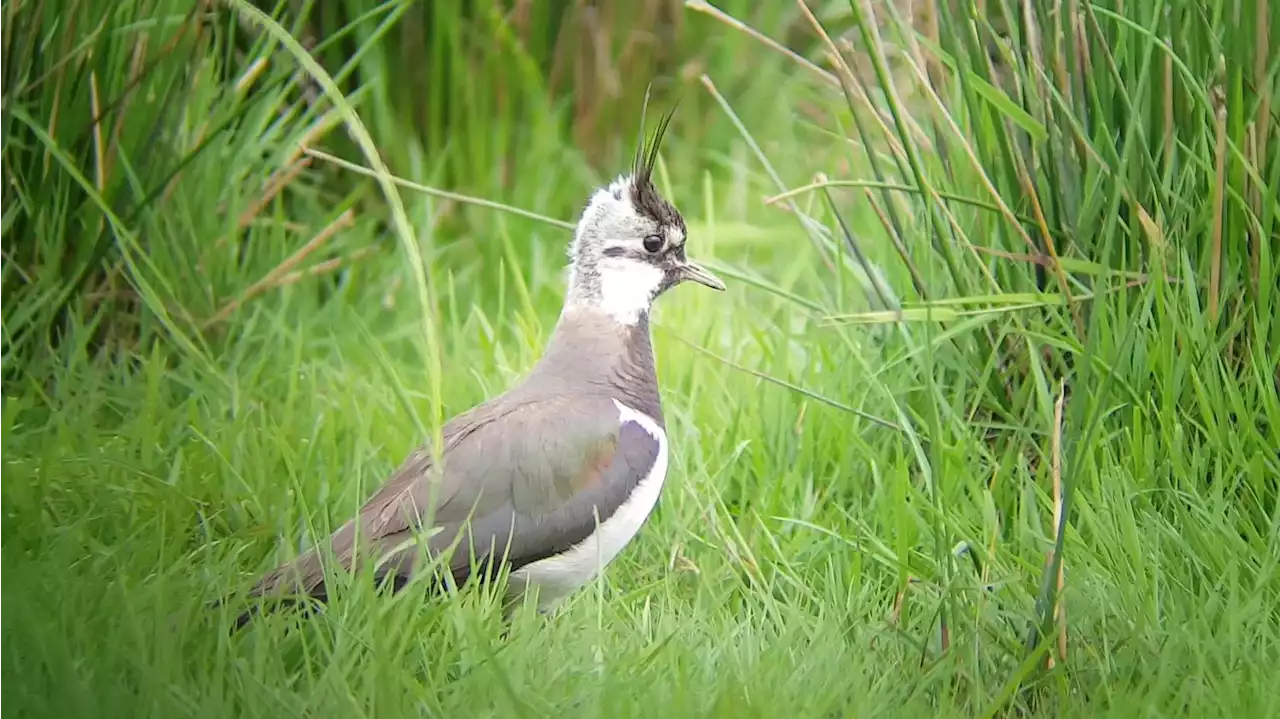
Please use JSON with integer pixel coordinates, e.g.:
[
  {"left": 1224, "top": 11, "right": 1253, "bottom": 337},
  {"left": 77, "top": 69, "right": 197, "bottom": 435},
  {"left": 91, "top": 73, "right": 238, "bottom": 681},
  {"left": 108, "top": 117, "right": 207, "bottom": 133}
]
[{"left": 3, "top": 0, "right": 1279, "bottom": 717}]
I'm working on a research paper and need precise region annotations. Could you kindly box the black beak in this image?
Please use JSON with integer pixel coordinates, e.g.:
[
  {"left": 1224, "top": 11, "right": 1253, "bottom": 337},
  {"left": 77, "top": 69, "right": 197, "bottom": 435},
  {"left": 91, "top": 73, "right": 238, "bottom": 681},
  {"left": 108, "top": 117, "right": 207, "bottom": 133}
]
[{"left": 675, "top": 260, "right": 726, "bottom": 291}]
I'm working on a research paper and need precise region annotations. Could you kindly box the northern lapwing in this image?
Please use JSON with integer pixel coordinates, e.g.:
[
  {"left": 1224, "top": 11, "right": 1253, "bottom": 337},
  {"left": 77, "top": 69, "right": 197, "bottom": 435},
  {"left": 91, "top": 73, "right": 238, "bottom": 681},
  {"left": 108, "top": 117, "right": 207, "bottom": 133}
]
[{"left": 233, "top": 108, "right": 724, "bottom": 627}]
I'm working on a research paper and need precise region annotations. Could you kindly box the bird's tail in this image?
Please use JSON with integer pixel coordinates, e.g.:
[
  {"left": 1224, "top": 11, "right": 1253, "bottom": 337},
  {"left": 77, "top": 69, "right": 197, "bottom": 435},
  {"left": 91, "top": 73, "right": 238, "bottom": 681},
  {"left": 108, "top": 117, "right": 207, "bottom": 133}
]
[{"left": 217, "top": 549, "right": 331, "bottom": 632}]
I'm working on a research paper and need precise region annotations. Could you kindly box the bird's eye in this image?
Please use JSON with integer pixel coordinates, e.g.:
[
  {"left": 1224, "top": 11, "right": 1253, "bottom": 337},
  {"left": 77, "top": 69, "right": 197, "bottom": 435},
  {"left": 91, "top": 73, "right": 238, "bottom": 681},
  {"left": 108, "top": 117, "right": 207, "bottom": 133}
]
[{"left": 642, "top": 234, "right": 664, "bottom": 253}]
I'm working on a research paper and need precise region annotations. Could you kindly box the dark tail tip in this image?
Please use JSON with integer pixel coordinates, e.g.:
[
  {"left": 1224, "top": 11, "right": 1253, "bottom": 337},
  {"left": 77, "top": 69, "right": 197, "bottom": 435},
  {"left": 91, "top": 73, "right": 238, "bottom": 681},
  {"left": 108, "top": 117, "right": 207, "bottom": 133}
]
[
  {"left": 232, "top": 603, "right": 260, "bottom": 632},
  {"left": 217, "top": 593, "right": 326, "bottom": 634},
  {"left": 207, "top": 594, "right": 262, "bottom": 634}
]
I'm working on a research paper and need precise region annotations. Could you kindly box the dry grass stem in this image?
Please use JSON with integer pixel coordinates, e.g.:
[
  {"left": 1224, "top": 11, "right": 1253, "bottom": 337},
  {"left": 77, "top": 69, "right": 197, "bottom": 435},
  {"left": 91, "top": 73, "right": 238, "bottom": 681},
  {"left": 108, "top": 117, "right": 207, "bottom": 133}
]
[{"left": 204, "top": 208, "right": 356, "bottom": 327}]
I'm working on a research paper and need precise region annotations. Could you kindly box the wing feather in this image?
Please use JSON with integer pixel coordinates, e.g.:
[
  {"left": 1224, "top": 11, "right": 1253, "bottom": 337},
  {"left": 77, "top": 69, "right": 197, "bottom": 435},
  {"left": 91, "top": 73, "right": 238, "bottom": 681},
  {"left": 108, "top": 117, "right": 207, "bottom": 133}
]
[{"left": 237, "top": 394, "right": 661, "bottom": 623}]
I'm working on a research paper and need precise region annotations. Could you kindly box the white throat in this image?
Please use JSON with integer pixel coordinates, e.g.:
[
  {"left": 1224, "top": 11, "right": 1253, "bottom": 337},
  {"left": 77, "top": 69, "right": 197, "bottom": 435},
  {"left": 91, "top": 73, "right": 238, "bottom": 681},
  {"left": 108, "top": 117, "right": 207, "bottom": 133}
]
[{"left": 568, "top": 258, "right": 663, "bottom": 326}]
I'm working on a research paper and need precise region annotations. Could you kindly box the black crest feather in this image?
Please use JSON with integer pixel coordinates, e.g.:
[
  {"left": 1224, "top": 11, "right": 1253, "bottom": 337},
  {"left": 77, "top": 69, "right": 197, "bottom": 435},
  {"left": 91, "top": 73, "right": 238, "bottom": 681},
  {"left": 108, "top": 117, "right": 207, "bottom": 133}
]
[{"left": 629, "top": 86, "right": 684, "bottom": 230}]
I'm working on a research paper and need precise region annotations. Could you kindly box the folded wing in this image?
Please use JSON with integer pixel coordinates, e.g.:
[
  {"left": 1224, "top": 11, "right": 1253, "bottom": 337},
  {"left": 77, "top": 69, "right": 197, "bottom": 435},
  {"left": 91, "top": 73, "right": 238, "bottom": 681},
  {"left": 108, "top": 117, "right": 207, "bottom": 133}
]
[{"left": 239, "top": 394, "right": 662, "bottom": 619}]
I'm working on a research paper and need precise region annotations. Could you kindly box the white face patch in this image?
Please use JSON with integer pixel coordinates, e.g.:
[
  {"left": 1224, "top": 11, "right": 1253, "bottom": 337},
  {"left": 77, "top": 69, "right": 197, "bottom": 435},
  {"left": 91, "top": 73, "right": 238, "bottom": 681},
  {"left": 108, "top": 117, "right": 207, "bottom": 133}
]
[
  {"left": 563, "top": 175, "right": 675, "bottom": 325},
  {"left": 597, "top": 256, "right": 664, "bottom": 325},
  {"left": 664, "top": 223, "right": 685, "bottom": 250}
]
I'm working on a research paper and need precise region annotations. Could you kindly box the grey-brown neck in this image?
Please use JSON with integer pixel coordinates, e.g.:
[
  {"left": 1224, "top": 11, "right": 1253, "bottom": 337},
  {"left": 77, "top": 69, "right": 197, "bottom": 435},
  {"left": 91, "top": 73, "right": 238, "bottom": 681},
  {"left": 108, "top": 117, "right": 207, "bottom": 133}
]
[{"left": 526, "top": 308, "right": 664, "bottom": 425}]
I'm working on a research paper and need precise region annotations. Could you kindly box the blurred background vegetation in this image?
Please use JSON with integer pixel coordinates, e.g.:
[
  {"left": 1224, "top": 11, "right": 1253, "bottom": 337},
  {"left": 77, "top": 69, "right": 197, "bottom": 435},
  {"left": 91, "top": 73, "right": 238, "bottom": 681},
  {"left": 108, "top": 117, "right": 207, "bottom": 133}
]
[
  {"left": 2, "top": 0, "right": 816, "bottom": 356},
  {"left": 3, "top": 0, "right": 1277, "bottom": 716}
]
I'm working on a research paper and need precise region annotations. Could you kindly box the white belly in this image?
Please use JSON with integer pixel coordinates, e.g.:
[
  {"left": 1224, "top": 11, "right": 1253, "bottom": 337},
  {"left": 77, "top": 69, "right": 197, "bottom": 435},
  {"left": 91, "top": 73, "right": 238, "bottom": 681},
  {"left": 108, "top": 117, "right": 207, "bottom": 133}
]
[{"left": 508, "top": 398, "right": 669, "bottom": 612}]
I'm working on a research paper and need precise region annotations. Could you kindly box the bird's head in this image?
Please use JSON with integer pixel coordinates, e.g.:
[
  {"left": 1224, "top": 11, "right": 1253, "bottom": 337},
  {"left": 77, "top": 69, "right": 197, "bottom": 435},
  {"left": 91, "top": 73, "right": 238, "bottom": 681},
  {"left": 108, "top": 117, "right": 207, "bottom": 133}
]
[{"left": 565, "top": 108, "right": 725, "bottom": 325}]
